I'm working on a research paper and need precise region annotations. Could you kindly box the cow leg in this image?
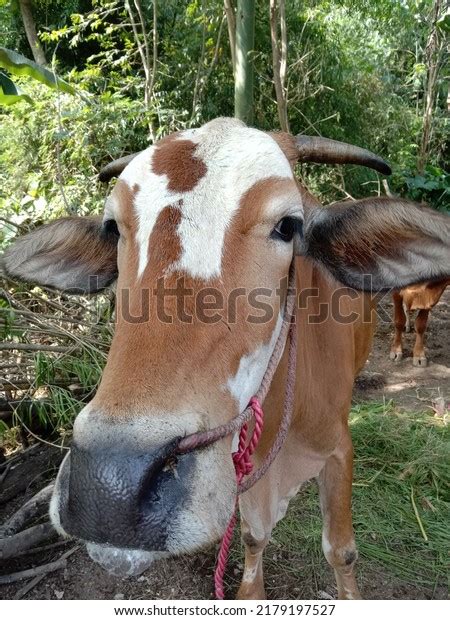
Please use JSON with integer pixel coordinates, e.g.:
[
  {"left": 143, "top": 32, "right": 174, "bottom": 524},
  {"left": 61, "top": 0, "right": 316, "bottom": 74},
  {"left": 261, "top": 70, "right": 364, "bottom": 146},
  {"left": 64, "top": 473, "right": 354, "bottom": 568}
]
[
  {"left": 318, "top": 430, "right": 361, "bottom": 600},
  {"left": 236, "top": 454, "right": 303, "bottom": 600},
  {"left": 390, "top": 292, "right": 406, "bottom": 362},
  {"left": 403, "top": 302, "right": 411, "bottom": 332},
  {"left": 236, "top": 520, "right": 269, "bottom": 600},
  {"left": 413, "top": 309, "right": 430, "bottom": 367}
]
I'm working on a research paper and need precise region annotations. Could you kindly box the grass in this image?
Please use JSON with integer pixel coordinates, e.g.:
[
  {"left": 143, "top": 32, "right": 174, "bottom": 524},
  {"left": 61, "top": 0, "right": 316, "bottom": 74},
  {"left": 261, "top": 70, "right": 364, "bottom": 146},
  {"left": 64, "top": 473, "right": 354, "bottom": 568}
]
[
  {"left": 1, "top": 350, "right": 104, "bottom": 439},
  {"left": 257, "top": 401, "right": 449, "bottom": 597}
]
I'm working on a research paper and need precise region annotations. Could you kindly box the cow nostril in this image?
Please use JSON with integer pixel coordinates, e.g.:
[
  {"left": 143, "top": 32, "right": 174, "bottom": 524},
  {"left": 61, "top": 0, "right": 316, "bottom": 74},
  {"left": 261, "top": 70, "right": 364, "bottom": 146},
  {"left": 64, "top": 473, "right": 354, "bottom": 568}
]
[
  {"left": 138, "top": 449, "right": 181, "bottom": 509},
  {"left": 162, "top": 456, "right": 179, "bottom": 475}
]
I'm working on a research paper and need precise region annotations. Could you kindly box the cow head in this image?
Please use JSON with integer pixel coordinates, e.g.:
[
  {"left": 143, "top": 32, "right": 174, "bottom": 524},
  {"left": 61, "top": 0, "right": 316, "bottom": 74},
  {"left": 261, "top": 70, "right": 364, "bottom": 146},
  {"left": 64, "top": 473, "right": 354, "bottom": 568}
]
[{"left": 2, "top": 118, "right": 449, "bottom": 576}]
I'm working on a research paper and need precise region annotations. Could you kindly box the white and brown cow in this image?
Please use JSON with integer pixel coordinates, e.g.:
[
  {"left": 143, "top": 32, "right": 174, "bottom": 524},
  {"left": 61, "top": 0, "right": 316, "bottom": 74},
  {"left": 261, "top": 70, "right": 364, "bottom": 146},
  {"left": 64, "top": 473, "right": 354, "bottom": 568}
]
[{"left": 2, "top": 118, "right": 450, "bottom": 599}]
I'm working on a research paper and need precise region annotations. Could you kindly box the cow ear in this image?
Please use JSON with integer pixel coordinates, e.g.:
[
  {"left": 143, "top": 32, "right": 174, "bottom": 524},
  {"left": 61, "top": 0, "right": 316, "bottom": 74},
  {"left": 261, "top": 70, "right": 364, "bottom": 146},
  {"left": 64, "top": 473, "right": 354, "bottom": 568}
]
[
  {"left": 1, "top": 216, "right": 118, "bottom": 294},
  {"left": 299, "top": 198, "right": 450, "bottom": 291}
]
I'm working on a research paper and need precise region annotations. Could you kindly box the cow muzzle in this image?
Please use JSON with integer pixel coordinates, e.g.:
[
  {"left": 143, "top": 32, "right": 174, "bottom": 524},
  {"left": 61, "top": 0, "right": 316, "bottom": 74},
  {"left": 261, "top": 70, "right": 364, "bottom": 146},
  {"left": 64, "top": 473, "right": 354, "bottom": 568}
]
[
  {"left": 49, "top": 417, "right": 236, "bottom": 576},
  {"left": 56, "top": 439, "right": 192, "bottom": 549}
]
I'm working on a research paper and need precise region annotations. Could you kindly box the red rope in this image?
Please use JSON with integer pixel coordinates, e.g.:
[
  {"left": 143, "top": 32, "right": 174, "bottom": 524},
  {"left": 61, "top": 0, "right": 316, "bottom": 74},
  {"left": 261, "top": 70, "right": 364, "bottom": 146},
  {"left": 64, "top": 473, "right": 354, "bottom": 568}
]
[{"left": 214, "top": 397, "right": 264, "bottom": 600}]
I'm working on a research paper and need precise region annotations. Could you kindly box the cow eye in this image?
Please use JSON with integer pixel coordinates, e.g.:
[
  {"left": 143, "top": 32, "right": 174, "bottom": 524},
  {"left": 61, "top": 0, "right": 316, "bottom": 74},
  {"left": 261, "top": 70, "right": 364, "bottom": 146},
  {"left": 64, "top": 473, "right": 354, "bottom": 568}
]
[
  {"left": 103, "top": 219, "right": 120, "bottom": 237},
  {"left": 272, "top": 217, "right": 302, "bottom": 243}
]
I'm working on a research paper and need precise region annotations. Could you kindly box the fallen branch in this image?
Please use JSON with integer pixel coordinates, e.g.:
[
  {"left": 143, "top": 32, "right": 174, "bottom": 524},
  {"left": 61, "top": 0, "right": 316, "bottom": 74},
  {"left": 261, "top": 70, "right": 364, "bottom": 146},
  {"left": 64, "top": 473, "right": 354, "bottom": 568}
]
[
  {"left": 11, "top": 546, "right": 79, "bottom": 597},
  {"left": 13, "top": 574, "right": 44, "bottom": 600},
  {"left": 0, "top": 557, "right": 66, "bottom": 585},
  {"left": 0, "top": 459, "right": 14, "bottom": 486},
  {"left": 0, "top": 343, "right": 73, "bottom": 353},
  {"left": 0, "top": 522, "right": 57, "bottom": 560},
  {"left": 0, "top": 379, "right": 82, "bottom": 392},
  {"left": 0, "top": 483, "right": 55, "bottom": 537},
  {"left": 16, "top": 538, "right": 71, "bottom": 558},
  {"left": 0, "top": 443, "right": 40, "bottom": 471}
]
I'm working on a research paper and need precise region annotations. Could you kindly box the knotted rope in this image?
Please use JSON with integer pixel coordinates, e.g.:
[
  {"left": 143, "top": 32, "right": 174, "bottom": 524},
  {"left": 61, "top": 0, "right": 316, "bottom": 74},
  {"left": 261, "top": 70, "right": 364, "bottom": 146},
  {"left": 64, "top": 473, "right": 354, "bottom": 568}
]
[{"left": 214, "top": 396, "right": 264, "bottom": 599}]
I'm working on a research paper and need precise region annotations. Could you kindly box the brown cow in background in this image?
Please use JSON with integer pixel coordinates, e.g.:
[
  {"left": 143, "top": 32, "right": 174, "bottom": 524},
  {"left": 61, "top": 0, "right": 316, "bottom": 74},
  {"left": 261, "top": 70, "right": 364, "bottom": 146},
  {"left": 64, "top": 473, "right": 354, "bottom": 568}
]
[{"left": 390, "top": 279, "right": 450, "bottom": 366}]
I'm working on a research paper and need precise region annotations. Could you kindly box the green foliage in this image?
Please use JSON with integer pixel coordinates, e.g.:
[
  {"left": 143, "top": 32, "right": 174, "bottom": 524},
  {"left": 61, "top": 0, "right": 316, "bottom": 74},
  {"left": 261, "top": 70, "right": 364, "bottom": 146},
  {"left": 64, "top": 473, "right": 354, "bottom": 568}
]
[
  {"left": 436, "top": 9, "right": 450, "bottom": 32},
  {"left": 0, "top": 46, "right": 76, "bottom": 105},
  {"left": 0, "top": 47, "right": 75, "bottom": 93},
  {"left": 1, "top": 0, "right": 448, "bottom": 217},
  {"left": 0, "top": 82, "right": 148, "bottom": 228},
  {"left": 0, "top": 69, "right": 33, "bottom": 104},
  {"left": 396, "top": 165, "right": 450, "bottom": 211}
]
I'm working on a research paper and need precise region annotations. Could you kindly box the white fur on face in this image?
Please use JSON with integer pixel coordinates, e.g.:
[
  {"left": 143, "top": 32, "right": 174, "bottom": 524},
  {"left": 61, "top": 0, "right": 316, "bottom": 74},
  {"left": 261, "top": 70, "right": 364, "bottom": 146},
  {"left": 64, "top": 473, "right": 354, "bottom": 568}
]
[
  {"left": 49, "top": 451, "right": 70, "bottom": 537},
  {"left": 119, "top": 150, "right": 175, "bottom": 278},
  {"left": 226, "top": 312, "right": 284, "bottom": 411},
  {"left": 118, "top": 118, "right": 294, "bottom": 280}
]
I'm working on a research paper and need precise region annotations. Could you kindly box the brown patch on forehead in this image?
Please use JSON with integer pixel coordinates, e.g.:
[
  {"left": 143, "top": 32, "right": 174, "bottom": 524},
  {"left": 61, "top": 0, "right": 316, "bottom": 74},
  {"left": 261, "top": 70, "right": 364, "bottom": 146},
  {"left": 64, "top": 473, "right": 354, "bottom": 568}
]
[
  {"left": 268, "top": 132, "right": 299, "bottom": 170},
  {"left": 147, "top": 202, "right": 182, "bottom": 273},
  {"left": 235, "top": 177, "right": 299, "bottom": 233},
  {"left": 152, "top": 134, "right": 207, "bottom": 193}
]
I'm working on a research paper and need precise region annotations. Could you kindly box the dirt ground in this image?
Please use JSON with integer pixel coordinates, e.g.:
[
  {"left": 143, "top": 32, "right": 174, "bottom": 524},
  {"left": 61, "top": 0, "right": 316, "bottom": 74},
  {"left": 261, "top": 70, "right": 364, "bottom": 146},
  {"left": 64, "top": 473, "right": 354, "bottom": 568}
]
[
  {"left": 1, "top": 291, "right": 448, "bottom": 601},
  {"left": 354, "top": 289, "right": 449, "bottom": 410}
]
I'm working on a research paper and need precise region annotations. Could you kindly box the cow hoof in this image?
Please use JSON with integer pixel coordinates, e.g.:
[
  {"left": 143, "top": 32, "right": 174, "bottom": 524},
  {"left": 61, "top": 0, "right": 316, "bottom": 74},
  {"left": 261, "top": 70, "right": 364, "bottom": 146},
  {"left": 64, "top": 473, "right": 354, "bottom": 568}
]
[
  {"left": 413, "top": 356, "right": 427, "bottom": 367},
  {"left": 236, "top": 591, "right": 267, "bottom": 600},
  {"left": 389, "top": 351, "right": 403, "bottom": 362},
  {"left": 338, "top": 590, "right": 363, "bottom": 600},
  {"left": 236, "top": 584, "right": 266, "bottom": 600}
]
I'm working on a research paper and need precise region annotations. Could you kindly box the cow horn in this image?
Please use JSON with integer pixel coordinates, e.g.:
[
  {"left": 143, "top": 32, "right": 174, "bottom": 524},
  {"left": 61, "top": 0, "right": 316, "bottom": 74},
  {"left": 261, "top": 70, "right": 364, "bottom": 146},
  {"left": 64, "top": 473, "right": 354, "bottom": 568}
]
[
  {"left": 98, "top": 153, "right": 140, "bottom": 182},
  {"left": 295, "top": 135, "right": 391, "bottom": 175}
]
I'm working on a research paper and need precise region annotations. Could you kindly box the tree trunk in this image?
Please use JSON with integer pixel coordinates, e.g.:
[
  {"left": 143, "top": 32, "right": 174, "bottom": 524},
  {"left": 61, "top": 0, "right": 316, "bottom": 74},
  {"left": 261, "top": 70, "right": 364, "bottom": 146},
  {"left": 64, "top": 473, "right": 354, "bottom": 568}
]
[
  {"left": 234, "top": 0, "right": 255, "bottom": 125},
  {"left": 126, "top": 0, "right": 151, "bottom": 108},
  {"left": 150, "top": 0, "right": 158, "bottom": 101},
  {"left": 18, "top": 0, "right": 47, "bottom": 66},
  {"left": 417, "top": 0, "right": 444, "bottom": 175},
  {"left": 125, "top": 0, "right": 158, "bottom": 140},
  {"left": 270, "top": 0, "right": 289, "bottom": 132},
  {"left": 224, "top": 0, "right": 236, "bottom": 77}
]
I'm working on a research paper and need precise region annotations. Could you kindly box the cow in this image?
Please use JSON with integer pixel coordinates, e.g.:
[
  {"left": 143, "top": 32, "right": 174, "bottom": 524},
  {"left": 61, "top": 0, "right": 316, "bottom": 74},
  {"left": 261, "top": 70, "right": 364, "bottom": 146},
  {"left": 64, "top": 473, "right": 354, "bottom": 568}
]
[
  {"left": 390, "top": 279, "right": 450, "bottom": 366},
  {"left": 2, "top": 118, "right": 449, "bottom": 600}
]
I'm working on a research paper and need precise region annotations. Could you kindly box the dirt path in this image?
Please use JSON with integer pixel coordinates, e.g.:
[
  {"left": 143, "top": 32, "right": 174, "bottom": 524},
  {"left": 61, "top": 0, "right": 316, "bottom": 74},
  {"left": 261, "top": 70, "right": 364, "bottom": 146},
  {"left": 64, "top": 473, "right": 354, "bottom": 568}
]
[
  {"left": 1, "top": 291, "right": 448, "bottom": 600},
  {"left": 355, "top": 289, "right": 449, "bottom": 410}
]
